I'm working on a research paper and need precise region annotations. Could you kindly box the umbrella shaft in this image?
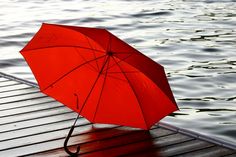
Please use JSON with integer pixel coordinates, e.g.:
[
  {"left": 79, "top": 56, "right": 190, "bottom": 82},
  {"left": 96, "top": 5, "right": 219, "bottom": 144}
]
[{"left": 78, "top": 55, "right": 110, "bottom": 115}]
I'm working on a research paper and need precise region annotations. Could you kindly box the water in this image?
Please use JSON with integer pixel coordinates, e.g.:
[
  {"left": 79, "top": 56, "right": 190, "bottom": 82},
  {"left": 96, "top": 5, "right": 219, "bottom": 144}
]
[{"left": 0, "top": 0, "right": 235, "bottom": 144}]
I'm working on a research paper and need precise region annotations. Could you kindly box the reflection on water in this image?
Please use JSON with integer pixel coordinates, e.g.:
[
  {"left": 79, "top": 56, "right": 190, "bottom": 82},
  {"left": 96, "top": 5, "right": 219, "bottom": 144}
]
[{"left": 0, "top": 0, "right": 235, "bottom": 143}]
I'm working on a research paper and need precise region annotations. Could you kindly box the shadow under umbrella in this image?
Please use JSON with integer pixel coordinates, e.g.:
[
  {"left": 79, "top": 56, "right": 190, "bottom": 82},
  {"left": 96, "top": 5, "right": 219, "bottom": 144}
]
[{"left": 67, "top": 124, "right": 163, "bottom": 157}]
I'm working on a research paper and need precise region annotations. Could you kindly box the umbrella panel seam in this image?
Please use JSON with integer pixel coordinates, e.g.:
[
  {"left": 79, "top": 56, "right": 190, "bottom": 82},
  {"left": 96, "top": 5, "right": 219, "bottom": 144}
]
[
  {"left": 92, "top": 56, "right": 111, "bottom": 122},
  {"left": 20, "top": 45, "right": 105, "bottom": 54},
  {"left": 74, "top": 47, "right": 99, "bottom": 72},
  {"left": 78, "top": 56, "right": 110, "bottom": 116},
  {"left": 111, "top": 56, "right": 148, "bottom": 129},
  {"left": 84, "top": 36, "right": 100, "bottom": 71},
  {"left": 41, "top": 55, "right": 107, "bottom": 92}
]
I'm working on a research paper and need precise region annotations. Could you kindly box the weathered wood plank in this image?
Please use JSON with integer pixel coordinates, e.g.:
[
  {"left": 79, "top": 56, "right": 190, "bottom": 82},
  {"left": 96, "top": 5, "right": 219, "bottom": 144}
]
[
  {"left": 223, "top": 153, "right": 236, "bottom": 157},
  {"left": 160, "top": 139, "right": 214, "bottom": 156},
  {"left": 0, "top": 74, "right": 235, "bottom": 157},
  {"left": 0, "top": 106, "right": 71, "bottom": 126},
  {"left": 131, "top": 140, "right": 215, "bottom": 157},
  {"left": 0, "top": 92, "right": 46, "bottom": 105},
  {"left": 79, "top": 133, "right": 193, "bottom": 157},
  {"left": 123, "top": 151, "right": 161, "bottom": 157},
  {"left": 174, "top": 146, "right": 236, "bottom": 157},
  {"left": 0, "top": 124, "right": 119, "bottom": 157},
  {"left": 0, "top": 84, "right": 31, "bottom": 93},
  {"left": 27, "top": 126, "right": 174, "bottom": 157},
  {"left": 0, "top": 77, "right": 9, "bottom": 82},
  {"left": 77, "top": 126, "right": 173, "bottom": 156},
  {"left": 0, "top": 118, "right": 90, "bottom": 150},
  {"left": 0, "top": 80, "right": 20, "bottom": 87},
  {"left": 0, "top": 97, "right": 54, "bottom": 111},
  {"left": 0, "top": 118, "right": 80, "bottom": 142},
  {"left": 0, "top": 112, "right": 76, "bottom": 134},
  {"left": 0, "top": 101, "right": 62, "bottom": 118},
  {"left": 0, "top": 87, "right": 39, "bottom": 99}
]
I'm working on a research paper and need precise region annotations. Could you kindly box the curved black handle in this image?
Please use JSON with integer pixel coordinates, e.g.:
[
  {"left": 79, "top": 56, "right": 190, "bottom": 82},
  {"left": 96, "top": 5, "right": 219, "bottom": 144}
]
[{"left": 64, "top": 125, "right": 80, "bottom": 157}]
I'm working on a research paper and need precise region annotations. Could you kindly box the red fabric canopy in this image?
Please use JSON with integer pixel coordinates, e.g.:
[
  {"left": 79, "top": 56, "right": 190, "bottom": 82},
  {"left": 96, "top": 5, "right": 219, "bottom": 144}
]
[{"left": 20, "top": 23, "right": 178, "bottom": 130}]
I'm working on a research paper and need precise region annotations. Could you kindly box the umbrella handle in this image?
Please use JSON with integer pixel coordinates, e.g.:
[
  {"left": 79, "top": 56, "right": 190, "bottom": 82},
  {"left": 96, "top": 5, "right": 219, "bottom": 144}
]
[{"left": 64, "top": 124, "right": 80, "bottom": 157}]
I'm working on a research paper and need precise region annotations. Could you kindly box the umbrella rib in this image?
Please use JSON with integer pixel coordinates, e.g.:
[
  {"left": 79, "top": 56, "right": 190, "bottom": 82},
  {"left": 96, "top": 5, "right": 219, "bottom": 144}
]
[
  {"left": 74, "top": 48, "right": 98, "bottom": 72},
  {"left": 92, "top": 56, "right": 110, "bottom": 122},
  {"left": 78, "top": 55, "right": 110, "bottom": 115},
  {"left": 111, "top": 56, "right": 148, "bottom": 129},
  {"left": 42, "top": 54, "right": 107, "bottom": 92},
  {"left": 21, "top": 45, "right": 105, "bottom": 54}
]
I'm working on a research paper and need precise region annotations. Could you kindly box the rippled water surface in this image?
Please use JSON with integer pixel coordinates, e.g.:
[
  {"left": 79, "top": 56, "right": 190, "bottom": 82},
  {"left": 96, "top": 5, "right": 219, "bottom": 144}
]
[{"left": 0, "top": 0, "right": 235, "bottom": 143}]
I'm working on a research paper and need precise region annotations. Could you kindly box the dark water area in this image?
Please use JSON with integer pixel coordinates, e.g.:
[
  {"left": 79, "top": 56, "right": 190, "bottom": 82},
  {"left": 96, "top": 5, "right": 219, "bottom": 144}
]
[{"left": 0, "top": 0, "right": 235, "bottom": 144}]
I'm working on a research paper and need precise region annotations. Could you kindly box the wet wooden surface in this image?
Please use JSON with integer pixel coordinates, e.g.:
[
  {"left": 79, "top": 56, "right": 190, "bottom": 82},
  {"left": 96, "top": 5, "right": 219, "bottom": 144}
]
[{"left": 0, "top": 75, "right": 235, "bottom": 157}]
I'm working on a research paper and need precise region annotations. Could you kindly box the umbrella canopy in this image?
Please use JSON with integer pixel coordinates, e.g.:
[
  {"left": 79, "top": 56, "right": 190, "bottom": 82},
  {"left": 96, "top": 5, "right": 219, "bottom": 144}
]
[{"left": 20, "top": 23, "right": 178, "bottom": 130}]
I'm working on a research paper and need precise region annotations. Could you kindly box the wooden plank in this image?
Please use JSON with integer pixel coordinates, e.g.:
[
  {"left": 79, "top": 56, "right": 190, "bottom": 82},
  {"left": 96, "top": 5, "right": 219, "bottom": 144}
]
[
  {"left": 0, "top": 118, "right": 82, "bottom": 142},
  {"left": 0, "top": 106, "right": 71, "bottom": 126},
  {"left": 0, "top": 87, "right": 39, "bottom": 99},
  {"left": 0, "top": 97, "right": 54, "bottom": 111},
  {"left": 0, "top": 80, "right": 20, "bottom": 87},
  {"left": 160, "top": 139, "right": 214, "bottom": 156},
  {"left": 28, "top": 126, "right": 174, "bottom": 157},
  {"left": 81, "top": 126, "right": 170, "bottom": 155},
  {"left": 174, "top": 146, "right": 236, "bottom": 157},
  {"left": 0, "top": 118, "right": 90, "bottom": 150},
  {"left": 77, "top": 133, "right": 193, "bottom": 157},
  {"left": 224, "top": 153, "right": 236, "bottom": 157},
  {"left": 125, "top": 150, "right": 161, "bottom": 157},
  {"left": 0, "top": 77, "right": 9, "bottom": 82},
  {"left": 0, "top": 101, "right": 62, "bottom": 118},
  {"left": 0, "top": 92, "right": 46, "bottom": 105},
  {"left": 0, "top": 112, "right": 76, "bottom": 134},
  {"left": 0, "top": 124, "right": 118, "bottom": 157},
  {"left": 0, "top": 75, "right": 234, "bottom": 157},
  {"left": 0, "top": 84, "right": 31, "bottom": 93}
]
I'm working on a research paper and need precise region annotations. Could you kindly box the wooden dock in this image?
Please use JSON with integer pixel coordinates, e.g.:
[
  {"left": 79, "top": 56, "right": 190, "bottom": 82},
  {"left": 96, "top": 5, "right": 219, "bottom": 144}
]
[{"left": 0, "top": 72, "right": 235, "bottom": 157}]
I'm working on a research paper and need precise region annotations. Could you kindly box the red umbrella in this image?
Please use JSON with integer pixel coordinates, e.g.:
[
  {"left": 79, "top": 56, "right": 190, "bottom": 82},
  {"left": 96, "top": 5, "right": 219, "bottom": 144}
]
[{"left": 20, "top": 23, "right": 178, "bottom": 156}]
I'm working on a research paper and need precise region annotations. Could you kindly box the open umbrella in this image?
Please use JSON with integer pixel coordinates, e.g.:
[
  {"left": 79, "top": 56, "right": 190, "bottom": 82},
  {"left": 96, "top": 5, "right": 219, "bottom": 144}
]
[{"left": 20, "top": 23, "right": 178, "bottom": 156}]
